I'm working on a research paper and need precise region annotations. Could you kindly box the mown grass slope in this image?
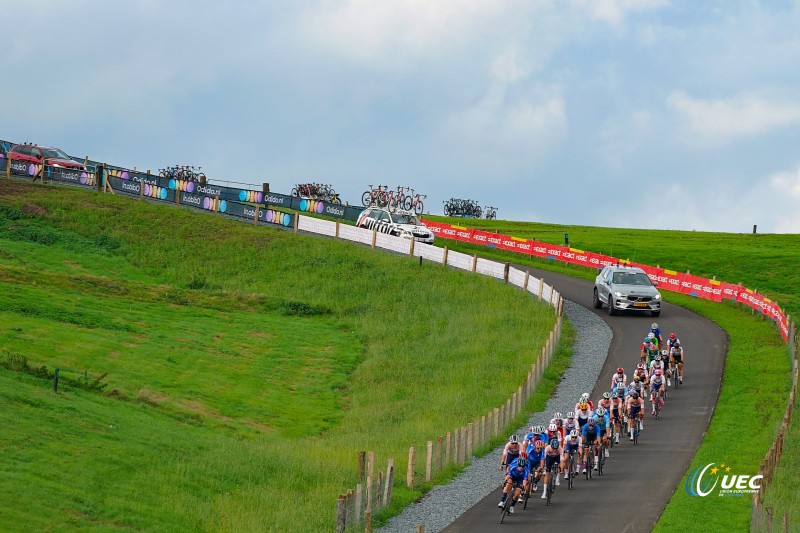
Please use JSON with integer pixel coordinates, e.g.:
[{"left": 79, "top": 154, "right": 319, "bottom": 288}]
[{"left": 0, "top": 180, "right": 557, "bottom": 532}]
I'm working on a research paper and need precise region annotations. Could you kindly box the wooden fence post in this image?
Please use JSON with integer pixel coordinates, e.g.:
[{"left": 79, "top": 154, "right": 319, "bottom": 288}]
[
  {"left": 372, "top": 228, "right": 378, "bottom": 248},
  {"left": 504, "top": 263, "right": 510, "bottom": 283},
  {"left": 407, "top": 447, "right": 416, "bottom": 488},
  {"left": 425, "top": 441, "right": 433, "bottom": 481},
  {"left": 335, "top": 220, "right": 340, "bottom": 238},
  {"left": 481, "top": 415, "right": 486, "bottom": 448},
  {"left": 493, "top": 407, "right": 499, "bottom": 436},
  {"left": 443, "top": 246, "right": 449, "bottom": 265},
  {"left": 437, "top": 435, "right": 444, "bottom": 473},
  {"left": 294, "top": 213, "right": 299, "bottom": 233},
  {"left": 466, "top": 423, "right": 473, "bottom": 459},
  {"left": 445, "top": 432, "right": 451, "bottom": 465},
  {"left": 383, "top": 459, "right": 394, "bottom": 506},
  {"left": 358, "top": 451, "right": 366, "bottom": 481},
  {"left": 336, "top": 495, "right": 346, "bottom": 533},
  {"left": 409, "top": 236, "right": 415, "bottom": 256},
  {"left": 523, "top": 271, "right": 530, "bottom": 290},
  {"left": 538, "top": 280, "right": 544, "bottom": 300},
  {"left": 454, "top": 427, "right": 461, "bottom": 465},
  {"left": 355, "top": 483, "right": 363, "bottom": 525},
  {"left": 472, "top": 254, "right": 478, "bottom": 272}
]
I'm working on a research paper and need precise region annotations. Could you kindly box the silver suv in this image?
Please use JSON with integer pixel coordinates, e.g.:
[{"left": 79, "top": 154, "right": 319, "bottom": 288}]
[{"left": 593, "top": 265, "right": 661, "bottom": 316}]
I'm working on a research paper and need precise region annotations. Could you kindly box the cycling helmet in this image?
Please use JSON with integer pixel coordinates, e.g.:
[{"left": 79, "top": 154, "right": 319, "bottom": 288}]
[
  {"left": 646, "top": 332, "right": 655, "bottom": 340},
  {"left": 631, "top": 391, "right": 640, "bottom": 399},
  {"left": 534, "top": 425, "right": 544, "bottom": 434},
  {"left": 661, "top": 349, "right": 669, "bottom": 356},
  {"left": 509, "top": 434, "right": 519, "bottom": 443},
  {"left": 553, "top": 412, "right": 563, "bottom": 420},
  {"left": 602, "top": 392, "right": 611, "bottom": 399},
  {"left": 516, "top": 458, "right": 528, "bottom": 469},
  {"left": 570, "top": 429, "right": 579, "bottom": 438},
  {"left": 587, "top": 418, "right": 596, "bottom": 426},
  {"left": 566, "top": 411, "right": 575, "bottom": 419},
  {"left": 655, "top": 369, "right": 663, "bottom": 376},
  {"left": 633, "top": 375, "right": 641, "bottom": 382},
  {"left": 580, "top": 393, "right": 590, "bottom": 402},
  {"left": 637, "top": 362, "right": 645, "bottom": 370},
  {"left": 548, "top": 423, "right": 558, "bottom": 432},
  {"left": 529, "top": 426, "right": 536, "bottom": 433},
  {"left": 655, "top": 354, "right": 661, "bottom": 361},
  {"left": 535, "top": 439, "right": 545, "bottom": 449},
  {"left": 579, "top": 402, "right": 589, "bottom": 411},
  {"left": 669, "top": 332, "right": 677, "bottom": 340},
  {"left": 549, "top": 438, "right": 559, "bottom": 449},
  {"left": 596, "top": 407, "right": 606, "bottom": 416},
  {"left": 520, "top": 451, "right": 529, "bottom": 460},
  {"left": 651, "top": 323, "right": 659, "bottom": 330},
  {"left": 673, "top": 341, "right": 681, "bottom": 348},
  {"left": 616, "top": 367, "right": 624, "bottom": 374}
]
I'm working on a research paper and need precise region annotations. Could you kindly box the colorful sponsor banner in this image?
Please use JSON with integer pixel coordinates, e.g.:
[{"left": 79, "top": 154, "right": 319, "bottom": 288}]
[
  {"left": 45, "top": 165, "right": 95, "bottom": 187},
  {"left": 423, "top": 219, "right": 790, "bottom": 342},
  {"left": 7, "top": 159, "right": 39, "bottom": 177}
]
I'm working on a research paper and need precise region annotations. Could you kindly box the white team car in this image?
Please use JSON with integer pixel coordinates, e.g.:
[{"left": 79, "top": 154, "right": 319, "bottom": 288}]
[{"left": 356, "top": 207, "right": 435, "bottom": 244}]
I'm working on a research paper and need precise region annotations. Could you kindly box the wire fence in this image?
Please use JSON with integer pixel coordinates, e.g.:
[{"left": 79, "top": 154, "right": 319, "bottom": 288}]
[{"left": 751, "top": 318, "right": 797, "bottom": 533}]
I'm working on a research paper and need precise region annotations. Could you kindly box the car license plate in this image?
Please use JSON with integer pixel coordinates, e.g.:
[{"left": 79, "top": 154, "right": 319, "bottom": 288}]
[{"left": 633, "top": 302, "right": 648, "bottom": 308}]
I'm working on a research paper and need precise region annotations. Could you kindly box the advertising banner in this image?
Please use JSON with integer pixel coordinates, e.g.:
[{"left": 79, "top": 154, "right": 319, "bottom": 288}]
[
  {"left": 424, "top": 220, "right": 790, "bottom": 342},
  {"left": 45, "top": 165, "right": 95, "bottom": 188}
]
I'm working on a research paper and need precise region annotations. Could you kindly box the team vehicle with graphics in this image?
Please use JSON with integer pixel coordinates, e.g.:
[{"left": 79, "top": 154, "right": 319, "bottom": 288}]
[
  {"left": 356, "top": 207, "right": 435, "bottom": 244},
  {"left": 593, "top": 265, "right": 662, "bottom": 316}
]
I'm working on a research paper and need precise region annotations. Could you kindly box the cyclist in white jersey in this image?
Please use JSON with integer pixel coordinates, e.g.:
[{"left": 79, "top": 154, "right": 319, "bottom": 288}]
[{"left": 610, "top": 367, "right": 627, "bottom": 391}]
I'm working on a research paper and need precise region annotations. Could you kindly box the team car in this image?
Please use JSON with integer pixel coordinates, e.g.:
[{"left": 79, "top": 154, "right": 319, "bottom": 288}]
[
  {"left": 593, "top": 265, "right": 662, "bottom": 316},
  {"left": 356, "top": 207, "right": 435, "bottom": 244}
]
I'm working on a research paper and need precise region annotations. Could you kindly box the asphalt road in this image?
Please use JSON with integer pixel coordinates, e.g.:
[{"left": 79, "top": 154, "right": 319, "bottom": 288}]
[{"left": 444, "top": 266, "right": 728, "bottom": 533}]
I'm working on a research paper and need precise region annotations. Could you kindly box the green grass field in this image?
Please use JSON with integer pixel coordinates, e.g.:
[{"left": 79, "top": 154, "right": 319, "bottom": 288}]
[
  {"left": 425, "top": 215, "right": 797, "bottom": 531},
  {"left": 0, "top": 180, "right": 558, "bottom": 532}
]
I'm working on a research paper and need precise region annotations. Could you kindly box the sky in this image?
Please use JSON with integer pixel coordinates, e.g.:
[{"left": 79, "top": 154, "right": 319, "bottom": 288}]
[{"left": 2, "top": 0, "right": 800, "bottom": 233}]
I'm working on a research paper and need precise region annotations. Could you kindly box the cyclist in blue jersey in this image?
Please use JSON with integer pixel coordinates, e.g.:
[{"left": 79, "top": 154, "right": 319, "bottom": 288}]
[
  {"left": 581, "top": 418, "right": 600, "bottom": 472},
  {"left": 528, "top": 439, "right": 546, "bottom": 491},
  {"left": 649, "top": 322, "right": 663, "bottom": 346},
  {"left": 498, "top": 456, "right": 529, "bottom": 513},
  {"left": 593, "top": 407, "right": 612, "bottom": 458}
]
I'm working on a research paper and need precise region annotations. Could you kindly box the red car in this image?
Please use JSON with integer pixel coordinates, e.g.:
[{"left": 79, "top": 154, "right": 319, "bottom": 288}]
[{"left": 7, "top": 144, "right": 86, "bottom": 170}]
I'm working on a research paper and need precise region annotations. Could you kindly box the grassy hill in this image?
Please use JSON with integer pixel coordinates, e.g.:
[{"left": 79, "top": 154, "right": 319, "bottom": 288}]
[{"left": 0, "top": 180, "right": 558, "bottom": 531}]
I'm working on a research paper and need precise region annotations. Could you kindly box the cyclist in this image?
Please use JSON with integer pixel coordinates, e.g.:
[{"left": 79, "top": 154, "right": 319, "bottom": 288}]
[
  {"left": 564, "top": 412, "right": 580, "bottom": 436},
  {"left": 574, "top": 392, "right": 594, "bottom": 414},
  {"left": 634, "top": 362, "right": 650, "bottom": 396},
  {"left": 610, "top": 367, "right": 627, "bottom": 390},
  {"left": 544, "top": 423, "right": 563, "bottom": 447},
  {"left": 626, "top": 390, "right": 645, "bottom": 439},
  {"left": 645, "top": 340, "right": 661, "bottom": 366},
  {"left": 541, "top": 438, "right": 561, "bottom": 499},
  {"left": 650, "top": 369, "right": 665, "bottom": 415},
  {"left": 498, "top": 455, "right": 529, "bottom": 513},
  {"left": 561, "top": 429, "right": 582, "bottom": 478},
  {"left": 576, "top": 402, "right": 593, "bottom": 429},
  {"left": 593, "top": 407, "right": 611, "bottom": 458},
  {"left": 610, "top": 388, "right": 625, "bottom": 443},
  {"left": 669, "top": 335, "right": 685, "bottom": 385},
  {"left": 581, "top": 418, "right": 600, "bottom": 471},
  {"left": 528, "top": 439, "right": 546, "bottom": 491},
  {"left": 640, "top": 333, "right": 657, "bottom": 363},
  {"left": 649, "top": 355, "right": 666, "bottom": 388},
  {"left": 500, "top": 434, "right": 522, "bottom": 471},
  {"left": 627, "top": 374, "right": 645, "bottom": 400},
  {"left": 523, "top": 425, "right": 543, "bottom": 452},
  {"left": 550, "top": 412, "right": 566, "bottom": 438},
  {"left": 650, "top": 322, "right": 663, "bottom": 346},
  {"left": 597, "top": 391, "right": 613, "bottom": 415}
]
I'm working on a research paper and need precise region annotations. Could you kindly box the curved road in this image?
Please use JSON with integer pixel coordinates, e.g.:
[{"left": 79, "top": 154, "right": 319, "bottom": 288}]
[{"left": 444, "top": 266, "right": 728, "bottom": 533}]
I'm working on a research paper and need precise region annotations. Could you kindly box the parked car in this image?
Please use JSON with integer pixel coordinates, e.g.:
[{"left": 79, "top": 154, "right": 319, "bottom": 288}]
[
  {"left": 356, "top": 207, "right": 435, "bottom": 244},
  {"left": 593, "top": 265, "right": 661, "bottom": 316},
  {"left": 7, "top": 144, "right": 86, "bottom": 170}
]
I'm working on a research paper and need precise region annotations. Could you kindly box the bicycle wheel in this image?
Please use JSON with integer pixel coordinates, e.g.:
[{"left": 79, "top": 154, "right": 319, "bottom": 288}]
[
  {"left": 499, "top": 486, "right": 512, "bottom": 523},
  {"left": 568, "top": 456, "right": 575, "bottom": 490},
  {"left": 546, "top": 471, "right": 554, "bottom": 506},
  {"left": 523, "top": 483, "right": 531, "bottom": 510},
  {"left": 361, "top": 191, "right": 372, "bottom": 206},
  {"left": 598, "top": 445, "right": 604, "bottom": 476},
  {"left": 633, "top": 420, "right": 640, "bottom": 445},
  {"left": 414, "top": 199, "right": 424, "bottom": 216}
]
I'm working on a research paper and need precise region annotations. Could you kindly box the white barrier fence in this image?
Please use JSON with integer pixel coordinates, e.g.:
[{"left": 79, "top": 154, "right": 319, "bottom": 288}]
[{"left": 297, "top": 216, "right": 566, "bottom": 532}]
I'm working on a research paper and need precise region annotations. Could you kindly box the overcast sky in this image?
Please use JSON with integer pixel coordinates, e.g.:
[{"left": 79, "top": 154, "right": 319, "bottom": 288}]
[{"left": 2, "top": 0, "right": 800, "bottom": 233}]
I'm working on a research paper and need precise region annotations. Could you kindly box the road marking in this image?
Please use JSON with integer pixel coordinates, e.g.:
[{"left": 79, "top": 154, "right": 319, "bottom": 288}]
[{"left": 692, "top": 407, "right": 709, "bottom": 415}]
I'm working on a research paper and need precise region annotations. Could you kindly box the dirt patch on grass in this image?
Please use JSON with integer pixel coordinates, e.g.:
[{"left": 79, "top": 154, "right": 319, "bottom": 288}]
[{"left": 21, "top": 204, "right": 49, "bottom": 217}]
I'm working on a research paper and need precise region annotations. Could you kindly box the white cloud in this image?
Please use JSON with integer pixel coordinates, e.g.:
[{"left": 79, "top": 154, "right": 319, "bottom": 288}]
[
  {"left": 667, "top": 91, "right": 800, "bottom": 142},
  {"left": 572, "top": 0, "right": 669, "bottom": 27},
  {"left": 442, "top": 84, "right": 567, "bottom": 156},
  {"left": 298, "top": 0, "right": 510, "bottom": 65},
  {"left": 770, "top": 165, "right": 800, "bottom": 199}
]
